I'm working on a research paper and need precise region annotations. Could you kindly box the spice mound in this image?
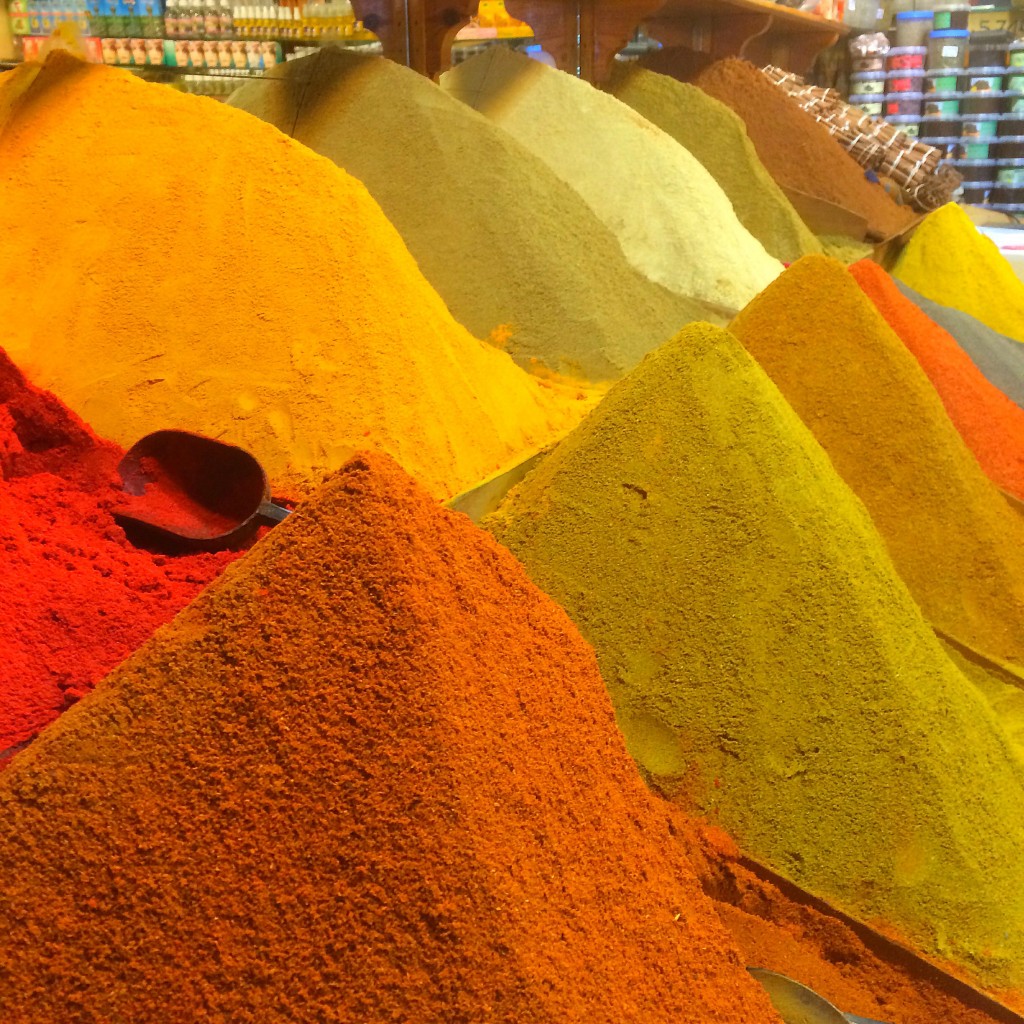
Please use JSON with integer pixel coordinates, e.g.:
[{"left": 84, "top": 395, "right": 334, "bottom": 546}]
[
  {"left": 0, "top": 451, "right": 784, "bottom": 1024},
  {"left": 230, "top": 48, "right": 709, "bottom": 383},
  {"left": 441, "top": 46, "right": 782, "bottom": 311},
  {"left": 731, "top": 255, "right": 1024, "bottom": 675},
  {"left": 607, "top": 62, "right": 821, "bottom": 265},
  {"left": 893, "top": 202, "right": 1024, "bottom": 344},
  {"left": 485, "top": 321, "right": 1024, "bottom": 994},
  {"left": 0, "top": 348, "right": 239, "bottom": 760},
  {"left": 0, "top": 52, "right": 592, "bottom": 502},
  {"left": 697, "top": 58, "right": 915, "bottom": 241},
  {"left": 853, "top": 259, "right": 1024, "bottom": 502},
  {"left": 894, "top": 278, "right": 1024, "bottom": 410}
]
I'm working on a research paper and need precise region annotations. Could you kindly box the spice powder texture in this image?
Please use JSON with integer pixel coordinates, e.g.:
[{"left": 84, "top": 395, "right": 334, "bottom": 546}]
[
  {"left": 696, "top": 59, "right": 915, "bottom": 241},
  {"left": 485, "top": 322, "right": 1024, "bottom": 993},
  {"left": 0, "top": 452, "right": 785, "bottom": 1024},
  {"left": 731, "top": 255, "right": 1024, "bottom": 675},
  {"left": 893, "top": 203, "right": 1024, "bottom": 344},
  {"left": 894, "top": 279, "right": 1024, "bottom": 411},
  {"left": 606, "top": 63, "right": 821, "bottom": 265},
  {"left": 229, "top": 48, "right": 712, "bottom": 383},
  {"left": 852, "top": 259, "right": 1024, "bottom": 502},
  {"left": 0, "top": 348, "right": 239, "bottom": 761},
  {"left": 440, "top": 46, "right": 782, "bottom": 312},
  {"left": 0, "top": 53, "right": 592, "bottom": 502}
]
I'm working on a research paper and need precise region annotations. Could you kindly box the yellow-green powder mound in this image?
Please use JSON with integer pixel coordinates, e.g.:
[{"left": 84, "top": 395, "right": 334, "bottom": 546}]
[
  {"left": 606, "top": 64, "right": 820, "bottom": 265},
  {"left": 893, "top": 202, "right": 1024, "bottom": 344},
  {"left": 485, "top": 322, "right": 1024, "bottom": 992},
  {"left": 731, "top": 255, "right": 1024, "bottom": 675}
]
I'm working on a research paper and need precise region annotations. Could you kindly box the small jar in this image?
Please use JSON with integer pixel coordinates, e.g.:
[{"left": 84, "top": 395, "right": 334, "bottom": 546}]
[
  {"left": 896, "top": 11, "right": 934, "bottom": 47},
  {"left": 927, "top": 29, "right": 970, "bottom": 70},
  {"left": 924, "top": 70, "right": 960, "bottom": 93},
  {"left": 852, "top": 99, "right": 884, "bottom": 116},
  {"left": 923, "top": 96, "right": 961, "bottom": 116},
  {"left": 996, "top": 163, "right": 1024, "bottom": 186},
  {"left": 957, "top": 140, "right": 992, "bottom": 158},
  {"left": 961, "top": 91, "right": 1005, "bottom": 115},
  {"left": 888, "top": 114, "right": 922, "bottom": 137},
  {"left": 887, "top": 70, "right": 926, "bottom": 92},
  {"left": 851, "top": 71, "right": 888, "bottom": 94},
  {"left": 950, "top": 158, "right": 999, "bottom": 182},
  {"left": 932, "top": 4, "right": 969, "bottom": 29},
  {"left": 962, "top": 114, "right": 1000, "bottom": 140},
  {"left": 959, "top": 181, "right": 994, "bottom": 204},
  {"left": 884, "top": 92, "right": 924, "bottom": 117},
  {"left": 852, "top": 56, "right": 886, "bottom": 72},
  {"left": 886, "top": 46, "right": 927, "bottom": 71}
]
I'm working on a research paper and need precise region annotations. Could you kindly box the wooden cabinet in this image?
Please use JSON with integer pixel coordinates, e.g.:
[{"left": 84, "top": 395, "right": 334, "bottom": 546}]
[{"left": 351, "top": 0, "right": 845, "bottom": 81}]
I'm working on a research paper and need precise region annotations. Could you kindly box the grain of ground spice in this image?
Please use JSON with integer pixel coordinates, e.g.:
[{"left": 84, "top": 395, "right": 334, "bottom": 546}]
[
  {"left": 852, "top": 259, "right": 1024, "bottom": 502},
  {"left": 894, "top": 279, "right": 1024, "bottom": 410},
  {"left": 485, "top": 322, "right": 1024, "bottom": 994},
  {"left": 0, "top": 452, "right": 785, "bottom": 1024},
  {"left": 893, "top": 202, "right": 1024, "bottom": 343},
  {"left": 697, "top": 59, "right": 915, "bottom": 241},
  {"left": 229, "top": 49, "right": 715, "bottom": 384},
  {"left": 441, "top": 46, "right": 782, "bottom": 311},
  {"left": 0, "top": 348, "right": 239, "bottom": 762},
  {"left": 0, "top": 52, "right": 593, "bottom": 502},
  {"left": 731, "top": 255, "right": 1024, "bottom": 677},
  {"left": 606, "top": 63, "right": 821, "bottom": 265}
]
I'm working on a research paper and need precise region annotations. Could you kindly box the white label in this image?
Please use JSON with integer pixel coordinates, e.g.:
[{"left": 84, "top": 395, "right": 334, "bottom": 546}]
[{"left": 941, "top": 45, "right": 959, "bottom": 57}]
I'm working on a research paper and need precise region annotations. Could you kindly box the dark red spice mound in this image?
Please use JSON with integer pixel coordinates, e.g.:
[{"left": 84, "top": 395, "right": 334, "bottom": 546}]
[{"left": 0, "top": 350, "right": 240, "bottom": 761}]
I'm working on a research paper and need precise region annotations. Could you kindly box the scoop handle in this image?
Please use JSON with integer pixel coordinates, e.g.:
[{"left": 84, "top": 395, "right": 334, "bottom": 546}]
[{"left": 257, "top": 500, "right": 291, "bottom": 525}]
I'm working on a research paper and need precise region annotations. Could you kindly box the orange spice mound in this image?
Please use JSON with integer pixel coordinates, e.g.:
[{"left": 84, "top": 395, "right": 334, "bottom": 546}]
[
  {"left": 0, "top": 452, "right": 782, "bottom": 1024},
  {"left": 680, "top": 819, "right": 1024, "bottom": 1024},
  {"left": 852, "top": 259, "right": 1024, "bottom": 503}
]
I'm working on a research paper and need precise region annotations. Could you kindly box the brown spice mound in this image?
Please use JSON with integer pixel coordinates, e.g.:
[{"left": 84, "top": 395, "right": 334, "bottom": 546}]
[
  {"left": 697, "top": 59, "right": 915, "bottom": 240},
  {"left": 0, "top": 452, "right": 782, "bottom": 1024}
]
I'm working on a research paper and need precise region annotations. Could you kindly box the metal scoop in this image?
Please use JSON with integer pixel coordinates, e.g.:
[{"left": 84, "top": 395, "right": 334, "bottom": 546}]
[
  {"left": 747, "top": 969, "right": 890, "bottom": 1024},
  {"left": 113, "top": 429, "right": 290, "bottom": 552}
]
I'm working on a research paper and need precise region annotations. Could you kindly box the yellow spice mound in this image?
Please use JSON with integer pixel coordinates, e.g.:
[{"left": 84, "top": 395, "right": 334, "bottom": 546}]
[
  {"left": 893, "top": 203, "right": 1024, "bottom": 345},
  {"left": 0, "top": 53, "right": 593, "bottom": 499}
]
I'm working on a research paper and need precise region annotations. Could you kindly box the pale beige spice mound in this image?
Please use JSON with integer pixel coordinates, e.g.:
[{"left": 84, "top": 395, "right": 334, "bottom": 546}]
[{"left": 606, "top": 63, "right": 820, "bottom": 264}]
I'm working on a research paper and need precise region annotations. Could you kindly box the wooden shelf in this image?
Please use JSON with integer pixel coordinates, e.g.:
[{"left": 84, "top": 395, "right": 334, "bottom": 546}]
[{"left": 502, "top": 0, "right": 847, "bottom": 82}]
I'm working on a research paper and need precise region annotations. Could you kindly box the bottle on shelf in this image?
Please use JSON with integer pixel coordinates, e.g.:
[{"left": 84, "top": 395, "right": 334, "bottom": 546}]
[
  {"left": 203, "top": 0, "right": 218, "bottom": 36},
  {"left": 218, "top": 0, "right": 233, "bottom": 36}
]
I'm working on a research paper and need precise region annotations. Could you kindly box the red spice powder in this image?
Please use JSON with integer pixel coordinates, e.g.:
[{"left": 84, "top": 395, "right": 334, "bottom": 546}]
[
  {"left": 678, "top": 819, "right": 1022, "bottom": 1024},
  {"left": 0, "top": 349, "right": 240, "bottom": 761},
  {"left": 0, "top": 452, "right": 783, "bottom": 1024},
  {"left": 852, "top": 259, "right": 1024, "bottom": 503}
]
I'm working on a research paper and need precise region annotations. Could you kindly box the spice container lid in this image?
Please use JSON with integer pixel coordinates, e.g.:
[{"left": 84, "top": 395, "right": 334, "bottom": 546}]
[
  {"left": 887, "top": 46, "right": 928, "bottom": 54},
  {"left": 883, "top": 91, "right": 925, "bottom": 98},
  {"left": 930, "top": 28, "right": 969, "bottom": 36},
  {"left": 851, "top": 70, "right": 889, "bottom": 79},
  {"left": 897, "top": 11, "right": 934, "bottom": 19},
  {"left": 963, "top": 66, "right": 1009, "bottom": 74}
]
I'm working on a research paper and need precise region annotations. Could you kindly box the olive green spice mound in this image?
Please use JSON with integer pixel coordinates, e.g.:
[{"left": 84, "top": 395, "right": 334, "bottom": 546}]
[
  {"left": 230, "top": 49, "right": 715, "bottom": 382},
  {"left": 485, "top": 321, "right": 1024, "bottom": 992}
]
